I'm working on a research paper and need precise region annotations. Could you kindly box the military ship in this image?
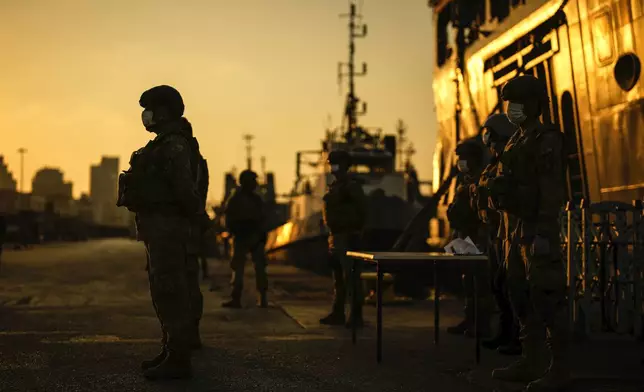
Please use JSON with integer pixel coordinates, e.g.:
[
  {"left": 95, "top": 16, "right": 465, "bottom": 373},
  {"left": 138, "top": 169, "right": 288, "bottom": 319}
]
[{"left": 265, "top": 0, "right": 427, "bottom": 276}]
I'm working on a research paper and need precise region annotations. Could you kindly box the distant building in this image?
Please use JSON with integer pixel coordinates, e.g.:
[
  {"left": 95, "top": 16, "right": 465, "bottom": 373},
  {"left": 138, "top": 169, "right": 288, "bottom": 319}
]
[
  {"left": 90, "top": 156, "right": 129, "bottom": 227},
  {"left": 0, "top": 155, "right": 17, "bottom": 191},
  {"left": 32, "top": 167, "right": 73, "bottom": 200},
  {"left": 31, "top": 167, "right": 73, "bottom": 215}
]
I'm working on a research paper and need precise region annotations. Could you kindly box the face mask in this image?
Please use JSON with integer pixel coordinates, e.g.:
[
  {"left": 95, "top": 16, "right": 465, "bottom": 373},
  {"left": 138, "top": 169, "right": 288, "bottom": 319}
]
[
  {"left": 506, "top": 103, "right": 527, "bottom": 125},
  {"left": 482, "top": 132, "right": 491, "bottom": 146},
  {"left": 141, "top": 110, "right": 156, "bottom": 130},
  {"left": 457, "top": 160, "right": 469, "bottom": 173}
]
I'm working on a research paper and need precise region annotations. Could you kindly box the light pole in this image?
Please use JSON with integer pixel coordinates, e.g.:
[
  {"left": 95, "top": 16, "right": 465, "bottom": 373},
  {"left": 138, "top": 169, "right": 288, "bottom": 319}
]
[{"left": 17, "top": 148, "right": 27, "bottom": 193}]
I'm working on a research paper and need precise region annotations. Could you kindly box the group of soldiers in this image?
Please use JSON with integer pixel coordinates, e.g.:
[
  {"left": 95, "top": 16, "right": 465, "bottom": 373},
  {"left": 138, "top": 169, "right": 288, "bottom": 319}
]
[
  {"left": 113, "top": 74, "right": 571, "bottom": 389},
  {"left": 446, "top": 75, "right": 570, "bottom": 391},
  {"left": 116, "top": 84, "right": 272, "bottom": 380}
]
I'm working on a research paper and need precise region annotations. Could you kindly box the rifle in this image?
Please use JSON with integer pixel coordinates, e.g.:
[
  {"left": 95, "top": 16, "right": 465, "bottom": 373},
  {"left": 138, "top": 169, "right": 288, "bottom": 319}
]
[{"left": 391, "top": 165, "right": 459, "bottom": 251}]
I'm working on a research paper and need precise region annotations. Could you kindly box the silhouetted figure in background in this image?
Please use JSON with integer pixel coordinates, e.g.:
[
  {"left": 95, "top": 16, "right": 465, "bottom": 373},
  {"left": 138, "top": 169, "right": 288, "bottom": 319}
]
[
  {"left": 222, "top": 170, "right": 269, "bottom": 308},
  {"left": 320, "top": 150, "right": 367, "bottom": 328}
]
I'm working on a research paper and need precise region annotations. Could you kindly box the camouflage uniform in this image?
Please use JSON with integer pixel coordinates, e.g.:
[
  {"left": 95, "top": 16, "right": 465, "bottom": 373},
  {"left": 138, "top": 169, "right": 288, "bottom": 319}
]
[
  {"left": 471, "top": 114, "right": 521, "bottom": 354},
  {"left": 223, "top": 171, "right": 269, "bottom": 308},
  {"left": 117, "top": 85, "right": 201, "bottom": 380},
  {"left": 320, "top": 150, "right": 367, "bottom": 327},
  {"left": 446, "top": 140, "right": 493, "bottom": 337},
  {"left": 488, "top": 75, "right": 569, "bottom": 390}
]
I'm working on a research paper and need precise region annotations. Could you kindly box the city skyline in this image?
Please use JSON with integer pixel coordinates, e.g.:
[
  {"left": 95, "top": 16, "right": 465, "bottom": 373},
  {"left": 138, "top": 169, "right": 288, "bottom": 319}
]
[{"left": 0, "top": 0, "right": 437, "bottom": 203}]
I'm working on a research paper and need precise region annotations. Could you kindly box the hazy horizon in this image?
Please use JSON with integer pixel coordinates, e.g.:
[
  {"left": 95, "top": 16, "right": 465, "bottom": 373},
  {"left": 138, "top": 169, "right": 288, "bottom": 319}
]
[{"left": 0, "top": 0, "right": 437, "bottom": 204}]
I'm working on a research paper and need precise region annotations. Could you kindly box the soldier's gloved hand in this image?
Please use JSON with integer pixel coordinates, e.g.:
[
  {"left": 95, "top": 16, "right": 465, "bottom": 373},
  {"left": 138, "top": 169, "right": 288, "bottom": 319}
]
[{"left": 530, "top": 235, "right": 550, "bottom": 256}]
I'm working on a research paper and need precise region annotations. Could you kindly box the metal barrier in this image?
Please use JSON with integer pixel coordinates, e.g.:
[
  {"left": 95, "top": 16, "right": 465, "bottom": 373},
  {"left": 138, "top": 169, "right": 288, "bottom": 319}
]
[{"left": 561, "top": 199, "right": 644, "bottom": 339}]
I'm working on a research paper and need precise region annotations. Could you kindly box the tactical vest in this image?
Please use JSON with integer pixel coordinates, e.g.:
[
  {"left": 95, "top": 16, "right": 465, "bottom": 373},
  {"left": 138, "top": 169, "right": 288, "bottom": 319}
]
[
  {"left": 117, "top": 130, "right": 206, "bottom": 214},
  {"left": 117, "top": 134, "right": 178, "bottom": 212},
  {"left": 225, "top": 189, "right": 264, "bottom": 225},
  {"left": 322, "top": 178, "right": 365, "bottom": 234},
  {"left": 488, "top": 124, "right": 565, "bottom": 220}
]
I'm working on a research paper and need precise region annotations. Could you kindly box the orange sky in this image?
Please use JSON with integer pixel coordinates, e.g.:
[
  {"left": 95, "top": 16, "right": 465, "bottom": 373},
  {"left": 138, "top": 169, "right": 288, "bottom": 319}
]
[{"left": 0, "top": 0, "right": 437, "bottom": 203}]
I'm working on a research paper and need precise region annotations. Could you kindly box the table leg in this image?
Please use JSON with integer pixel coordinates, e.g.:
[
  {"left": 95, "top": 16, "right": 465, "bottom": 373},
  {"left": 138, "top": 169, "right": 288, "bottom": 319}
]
[
  {"left": 434, "top": 261, "right": 440, "bottom": 346},
  {"left": 377, "top": 264, "right": 383, "bottom": 364},
  {"left": 473, "top": 274, "right": 480, "bottom": 365},
  {"left": 352, "top": 258, "right": 357, "bottom": 345}
]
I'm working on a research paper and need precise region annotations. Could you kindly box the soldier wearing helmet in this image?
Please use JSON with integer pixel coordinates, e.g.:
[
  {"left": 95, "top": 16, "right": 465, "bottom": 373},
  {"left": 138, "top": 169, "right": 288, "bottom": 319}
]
[
  {"left": 445, "top": 139, "right": 493, "bottom": 337},
  {"left": 117, "top": 85, "right": 202, "bottom": 379},
  {"left": 487, "top": 75, "right": 569, "bottom": 391},
  {"left": 320, "top": 150, "right": 367, "bottom": 327},
  {"left": 222, "top": 169, "right": 269, "bottom": 309},
  {"left": 471, "top": 114, "right": 522, "bottom": 356}
]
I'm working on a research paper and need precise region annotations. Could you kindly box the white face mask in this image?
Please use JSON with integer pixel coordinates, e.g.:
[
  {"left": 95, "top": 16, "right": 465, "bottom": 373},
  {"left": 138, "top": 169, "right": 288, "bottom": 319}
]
[
  {"left": 457, "top": 160, "right": 469, "bottom": 173},
  {"left": 330, "top": 164, "right": 340, "bottom": 173},
  {"left": 506, "top": 103, "right": 527, "bottom": 125},
  {"left": 141, "top": 110, "right": 156, "bottom": 129}
]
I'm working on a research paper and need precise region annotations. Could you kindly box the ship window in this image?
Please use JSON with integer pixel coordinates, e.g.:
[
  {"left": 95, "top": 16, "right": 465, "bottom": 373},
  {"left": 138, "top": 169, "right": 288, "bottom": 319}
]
[{"left": 592, "top": 10, "right": 615, "bottom": 65}]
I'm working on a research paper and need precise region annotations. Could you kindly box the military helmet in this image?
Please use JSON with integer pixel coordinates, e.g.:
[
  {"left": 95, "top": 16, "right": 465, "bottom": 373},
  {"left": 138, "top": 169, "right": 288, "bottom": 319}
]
[
  {"left": 501, "top": 75, "right": 549, "bottom": 104},
  {"left": 139, "top": 85, "right": 185, "bottom": 118},
  {"left": 481, "top": 113, "right": 517, "bottom": 145},
  {"left": 327, "top": 150, "right": 351, "bottom": 165},
  {"left": 455, "top": 139, "right": 483, "bottom": 158},
  {"left": 239, "top": 169, "right": 258, "bottom": 183}
]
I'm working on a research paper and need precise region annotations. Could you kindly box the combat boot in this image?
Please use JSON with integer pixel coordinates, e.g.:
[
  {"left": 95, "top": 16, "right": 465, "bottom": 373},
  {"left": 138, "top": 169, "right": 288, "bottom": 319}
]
[
  {"left": 448, "top": 301, "right": 473, "bottom": 335},
  {"left": 492, "top": 338, "right": 547, "bottom": 383},
  {"left": 447, "top": 318, "right": 471, "bottom": 335},
  {"left": 320, "top": 300, "right": 346, "bottom": 326},
  {"left": 143, "top": 348, "right": 192, "bottom": 380},
  {"left": 258, "top": 291, "right": 268, "bottom": 308},
  {"left": 525, "top": 341, "right": 571, "bottom": 391},
  {"left": 141, "top": 348, "right": 167, "bottom": 370},
  {"left": 483, "top": 315, "right": 515, "bottom": 350}
]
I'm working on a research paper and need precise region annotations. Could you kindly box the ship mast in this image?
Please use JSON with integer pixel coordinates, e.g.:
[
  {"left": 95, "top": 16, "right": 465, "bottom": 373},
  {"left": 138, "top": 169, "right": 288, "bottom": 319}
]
[{"left": 338, "top": 0, "right": 368, "bottom": 143}]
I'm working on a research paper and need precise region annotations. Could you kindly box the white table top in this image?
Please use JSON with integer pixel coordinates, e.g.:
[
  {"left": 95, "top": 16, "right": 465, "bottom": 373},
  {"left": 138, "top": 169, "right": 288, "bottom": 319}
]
[{"left": 345, "top": 251, "right": 488, "bottom": 261}]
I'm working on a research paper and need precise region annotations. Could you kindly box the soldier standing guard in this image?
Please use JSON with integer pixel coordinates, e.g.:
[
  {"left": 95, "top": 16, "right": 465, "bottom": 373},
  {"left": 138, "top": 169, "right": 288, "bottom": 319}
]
[
  {"left": 487, "top": 75, "right": 569, "bottom": 391},
  {"left": 117, "top": 85, "right": 201, "bottom": 380},
  {"left": 446, "top": 139, "right": 493, "bottom": 338},
  {"left": 319, "top": 150, "right": 367, "bottom": 328},
  {"left": 222, "top": 170, "right": 269, "bottom": 308},
  {"left": 472, "top": 114, "right": 521, "bottom": 355}
]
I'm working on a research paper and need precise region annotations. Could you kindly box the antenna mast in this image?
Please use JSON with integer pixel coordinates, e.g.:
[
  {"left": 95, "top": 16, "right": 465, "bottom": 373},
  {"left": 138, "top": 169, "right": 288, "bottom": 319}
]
[
  {"left": 338, "top": 0, "right": 368, "bottom": 143},
  {"left": 396, "top": 120, "right": 407, "bottom": 171},
  {"left": 242, "top": 134, "right": 254, "bottom": 170}
]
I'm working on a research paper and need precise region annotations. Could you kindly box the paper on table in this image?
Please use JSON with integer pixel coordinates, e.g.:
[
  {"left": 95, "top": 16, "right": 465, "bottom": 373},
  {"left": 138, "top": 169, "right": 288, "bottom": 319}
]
[{"left": 444, "top": 236, "right": 483, "bottom": 255}]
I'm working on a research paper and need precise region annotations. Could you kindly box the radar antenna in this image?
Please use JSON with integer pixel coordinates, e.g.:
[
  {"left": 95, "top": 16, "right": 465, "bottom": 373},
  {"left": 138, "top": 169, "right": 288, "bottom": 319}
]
[{"left": 338, "top": 0, "right": 368, "bottom": 144}]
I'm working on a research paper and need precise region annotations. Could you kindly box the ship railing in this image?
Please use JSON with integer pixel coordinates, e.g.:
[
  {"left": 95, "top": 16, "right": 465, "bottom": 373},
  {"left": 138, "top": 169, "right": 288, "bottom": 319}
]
[{"left": 559, "top": 199, "right": 644, "bottom": 340}]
